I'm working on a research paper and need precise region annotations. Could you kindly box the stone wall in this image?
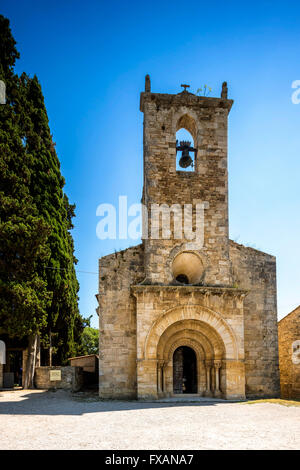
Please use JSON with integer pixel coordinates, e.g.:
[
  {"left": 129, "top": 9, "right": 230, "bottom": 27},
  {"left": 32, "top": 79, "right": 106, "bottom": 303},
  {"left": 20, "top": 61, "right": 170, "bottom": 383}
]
[
  {"left": 34, "top": 366, "right": 83, "bottom": 392},
  {"left": 229, "top": 241, "right": 280, "bottom": 398},
  {"left": 278, "top": 306, "right": 300, "bottom": 399},
  {"left": 98, "top": 244, "right": 144, "bottom": 398}
]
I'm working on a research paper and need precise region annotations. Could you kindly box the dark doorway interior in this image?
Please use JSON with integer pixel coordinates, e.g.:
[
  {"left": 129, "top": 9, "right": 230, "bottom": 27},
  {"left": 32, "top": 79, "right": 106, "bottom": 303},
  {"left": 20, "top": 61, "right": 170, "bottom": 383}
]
[
  {"left": 4, "top": 350, "right": 23, "bottom": 386},
  {"left": 173, "top": 346, "right": 197, "bottom": 394}
]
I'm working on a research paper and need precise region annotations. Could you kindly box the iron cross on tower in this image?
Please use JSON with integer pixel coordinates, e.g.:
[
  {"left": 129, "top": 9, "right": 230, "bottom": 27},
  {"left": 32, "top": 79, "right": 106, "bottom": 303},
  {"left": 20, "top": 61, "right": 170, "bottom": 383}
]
[{"left": 181, "top": 84, "right": 190, "bottom": 92}]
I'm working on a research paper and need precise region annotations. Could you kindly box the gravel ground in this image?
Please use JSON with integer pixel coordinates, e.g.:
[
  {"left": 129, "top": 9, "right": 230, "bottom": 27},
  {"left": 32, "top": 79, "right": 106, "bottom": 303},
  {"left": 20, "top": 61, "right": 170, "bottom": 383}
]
[{"left": 0, "top": 389, "right": 299, "bottom": 450}]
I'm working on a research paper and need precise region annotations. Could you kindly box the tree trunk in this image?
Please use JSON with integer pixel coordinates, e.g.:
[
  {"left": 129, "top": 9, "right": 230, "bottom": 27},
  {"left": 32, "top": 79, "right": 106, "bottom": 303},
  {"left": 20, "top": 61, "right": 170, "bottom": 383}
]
[
  {"left": 48, "top": 329, "right": 52, "bottom": 367},
  {"left": 36, "top": 335, "right": 41, "bottom": 367},
  {"left": 23, "top": 334, "right": 38, "bottom": 389}
]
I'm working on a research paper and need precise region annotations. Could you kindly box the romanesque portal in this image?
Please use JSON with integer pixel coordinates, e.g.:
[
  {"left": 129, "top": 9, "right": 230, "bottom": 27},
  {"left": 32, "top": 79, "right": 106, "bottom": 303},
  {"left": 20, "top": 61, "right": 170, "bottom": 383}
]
[{"left": 97, "top": 77, "right": 280, "bottom": 400}]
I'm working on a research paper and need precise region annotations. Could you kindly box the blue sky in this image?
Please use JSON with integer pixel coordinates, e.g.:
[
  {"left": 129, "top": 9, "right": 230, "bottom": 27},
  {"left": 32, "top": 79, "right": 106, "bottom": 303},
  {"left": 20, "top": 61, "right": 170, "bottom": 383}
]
[{"left": 2, "top": 0, "right": 300, "bottom": 326}]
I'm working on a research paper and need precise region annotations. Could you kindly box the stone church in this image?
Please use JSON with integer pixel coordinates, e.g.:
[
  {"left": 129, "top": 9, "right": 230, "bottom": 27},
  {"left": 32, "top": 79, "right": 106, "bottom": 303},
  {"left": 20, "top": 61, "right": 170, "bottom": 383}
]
[{"left": 97, "top": 76, "right": 280, "bottom": 400}]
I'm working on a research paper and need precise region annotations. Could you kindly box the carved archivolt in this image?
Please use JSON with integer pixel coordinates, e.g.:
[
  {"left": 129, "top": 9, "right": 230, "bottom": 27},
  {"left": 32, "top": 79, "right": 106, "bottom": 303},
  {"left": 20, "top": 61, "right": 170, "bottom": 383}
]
[
  {"left": 144, "top": 304, "right": 239, "bottom": 360},
  {"left": 157, "top": 323, "right": 222, "bottom": 361},
  {"left": 166, "top": 338, "right": 205, "bottom": 363}
]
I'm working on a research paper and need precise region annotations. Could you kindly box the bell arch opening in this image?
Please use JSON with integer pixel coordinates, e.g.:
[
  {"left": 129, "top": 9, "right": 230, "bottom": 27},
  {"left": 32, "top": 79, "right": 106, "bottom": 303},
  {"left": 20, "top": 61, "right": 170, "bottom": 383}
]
[
  {"left": 175, "top": 114, "right": 198, "bottom": 172},
  {"left": 176, "top": 128, "right": 195, "bottom": 172},
  {"left": 173, "top": 346, "right": 197, "bottom": 394}
]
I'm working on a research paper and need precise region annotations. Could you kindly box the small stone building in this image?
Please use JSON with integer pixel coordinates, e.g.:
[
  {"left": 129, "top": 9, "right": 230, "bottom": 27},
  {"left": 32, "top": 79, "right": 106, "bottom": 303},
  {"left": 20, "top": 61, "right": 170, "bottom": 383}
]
[
  {"left": 278, "top": 306, "right": 300, "bottom": 399},
  {"left": 69, "top": 354, "right": 99, "bottom": 386},
  {"left": 97, "top": 77, "right": 280, "bottom": 400},
  {"left": 69, "top": 354, "right": 98, "bottom": 374}
]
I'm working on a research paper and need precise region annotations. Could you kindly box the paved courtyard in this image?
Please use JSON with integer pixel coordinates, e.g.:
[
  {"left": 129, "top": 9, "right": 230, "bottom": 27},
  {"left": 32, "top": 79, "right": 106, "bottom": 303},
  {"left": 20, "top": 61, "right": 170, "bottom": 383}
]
[{"left": 0, "top": 390, "right": 299, "bottom": 450}]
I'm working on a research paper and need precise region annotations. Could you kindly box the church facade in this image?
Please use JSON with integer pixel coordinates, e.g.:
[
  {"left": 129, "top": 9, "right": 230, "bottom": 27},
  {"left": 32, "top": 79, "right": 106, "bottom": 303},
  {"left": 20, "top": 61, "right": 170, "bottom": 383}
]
[{"left": 97, "top": 77, "right": 280, "bottom": 400}]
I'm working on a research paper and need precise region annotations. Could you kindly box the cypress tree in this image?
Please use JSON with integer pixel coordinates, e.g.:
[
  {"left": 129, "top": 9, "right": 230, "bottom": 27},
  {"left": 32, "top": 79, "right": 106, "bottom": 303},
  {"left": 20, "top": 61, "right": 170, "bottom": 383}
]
[
  {"left": 19, "top": 73, "right": 84, "bottom": 365},
  {"left": 0, "top": 15, "right": 84, "bottom": 385},
  {"left": 0, "top": 16, "right": 51, "bottom": 387}
]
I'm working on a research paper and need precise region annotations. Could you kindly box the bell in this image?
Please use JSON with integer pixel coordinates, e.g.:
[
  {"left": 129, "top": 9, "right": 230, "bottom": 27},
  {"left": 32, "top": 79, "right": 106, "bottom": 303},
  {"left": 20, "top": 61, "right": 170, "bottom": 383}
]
[{"left": 179, "top": 141, "right": 193, "bottom": 168}]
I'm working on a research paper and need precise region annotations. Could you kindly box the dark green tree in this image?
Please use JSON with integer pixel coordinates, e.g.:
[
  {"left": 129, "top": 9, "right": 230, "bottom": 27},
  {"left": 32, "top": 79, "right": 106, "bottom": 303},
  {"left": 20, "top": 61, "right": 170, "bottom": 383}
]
[
  {"left": 0, "top": 15, "right": 84, "bottom": 385},
  {"left": 0, "top": 15, "right": 51, "bottom": 387},
  {"left": 18, "top": 73, "right": 84, "bottom": 365}
]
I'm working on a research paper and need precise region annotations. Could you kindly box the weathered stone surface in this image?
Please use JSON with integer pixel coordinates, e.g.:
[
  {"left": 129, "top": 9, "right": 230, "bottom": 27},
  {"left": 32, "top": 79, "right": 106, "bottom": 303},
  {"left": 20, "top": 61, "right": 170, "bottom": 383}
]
[
  {"left": 97, "top": 80, "right": 280, "bottom": 400},
  {"left": 34, "top": 366, "right": 83, "bottom": 392},
  {"left": 278, "top": 306, "right": 300, "bottom": 399},
  {"left": 229, "top": 241, "right": 280, "bottom": 398},
  {"left": 98, "top": 245, "right": 144, "bottom": 398},
  {"left": 69, "top": 354, "right": 98, "bottom": 374}
]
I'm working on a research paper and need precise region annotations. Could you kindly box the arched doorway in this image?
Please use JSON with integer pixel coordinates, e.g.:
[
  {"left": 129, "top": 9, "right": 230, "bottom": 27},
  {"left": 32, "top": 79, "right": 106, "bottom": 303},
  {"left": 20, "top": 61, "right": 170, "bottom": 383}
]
[{"left": 173, "top": 346, "right": 197, "bottom": 394}]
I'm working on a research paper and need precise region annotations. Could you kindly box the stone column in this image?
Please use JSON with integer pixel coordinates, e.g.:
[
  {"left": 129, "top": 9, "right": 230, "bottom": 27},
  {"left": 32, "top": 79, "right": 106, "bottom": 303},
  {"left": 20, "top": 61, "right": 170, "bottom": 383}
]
[
  {"left": 198, "top": 360, "right": 204, "bottom": 395},
  {"left": 164, "top": 360, "right": 173, "bottom": 396},
  {"left": 162, "top": 362, "right": 165, "bottom": 394},
  {"left": 204, "top": 361, "right": 212, "bottom": 397},
  {"left": 157, "top": 360, "right": 165, "bottom": 395},
  {"left": 214, "top": 360, "right": 222, "bottom": 397}
]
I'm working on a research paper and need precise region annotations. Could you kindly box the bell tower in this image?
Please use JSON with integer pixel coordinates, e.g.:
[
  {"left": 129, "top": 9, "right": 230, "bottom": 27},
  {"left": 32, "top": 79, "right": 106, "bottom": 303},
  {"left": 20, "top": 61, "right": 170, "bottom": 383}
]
[
  {"left": 140, "top": 76, "right": 234, "bottom": 287},
  {"left": 98, "top": 77, "right": 279, "bottom": 402}
]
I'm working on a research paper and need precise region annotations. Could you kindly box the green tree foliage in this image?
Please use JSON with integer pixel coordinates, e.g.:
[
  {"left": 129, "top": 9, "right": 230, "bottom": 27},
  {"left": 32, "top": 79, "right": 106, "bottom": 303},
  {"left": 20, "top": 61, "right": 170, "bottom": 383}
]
[
  {"left": 78, "top": 327, "right": 99, "bottom": 356},
  {"left": 0, "top": 16, "right": 51, "bottom": 341},
  {"left": 0, "top": 16, "right": 84, "bottom": 378},
  {"left": 17, "top": 73, "right": 84, "bottom": 364}
]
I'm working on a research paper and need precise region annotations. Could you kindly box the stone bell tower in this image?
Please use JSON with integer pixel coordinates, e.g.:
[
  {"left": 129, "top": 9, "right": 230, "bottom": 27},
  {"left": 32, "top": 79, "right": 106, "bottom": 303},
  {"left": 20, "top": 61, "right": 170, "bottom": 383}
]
[
  {"left": 140, "top": 76, "right": 233, "bottom": 287},
  {"left": 97, "top": 76, "right": 280, "bottom": 401}
]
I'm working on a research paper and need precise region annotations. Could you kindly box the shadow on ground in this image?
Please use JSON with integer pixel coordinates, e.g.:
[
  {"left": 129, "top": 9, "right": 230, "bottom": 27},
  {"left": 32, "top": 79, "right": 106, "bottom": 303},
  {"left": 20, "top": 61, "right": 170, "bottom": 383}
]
[{"left": 0, "top": 389, "right": 243, "bottom": 416}]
